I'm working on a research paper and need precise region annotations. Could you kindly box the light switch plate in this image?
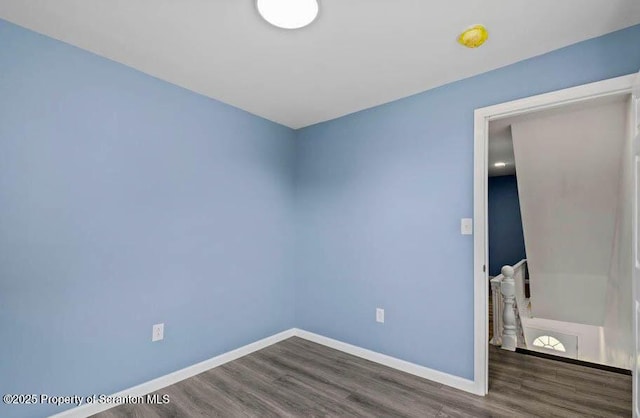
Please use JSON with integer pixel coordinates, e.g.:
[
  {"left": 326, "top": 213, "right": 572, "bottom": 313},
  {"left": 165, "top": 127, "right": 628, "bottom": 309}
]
[
  {"left": 461, "top": 218, "right": 473, "bottom": 235},
  {"left": 376, "top": 308, "right": 385, "bottom": 323}
]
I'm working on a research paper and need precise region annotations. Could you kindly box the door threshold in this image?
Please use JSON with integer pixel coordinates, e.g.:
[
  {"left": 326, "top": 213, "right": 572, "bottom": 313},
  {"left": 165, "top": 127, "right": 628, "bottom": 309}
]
[{"left": 515, "top": 348, "right": 631, "bottom": 375}]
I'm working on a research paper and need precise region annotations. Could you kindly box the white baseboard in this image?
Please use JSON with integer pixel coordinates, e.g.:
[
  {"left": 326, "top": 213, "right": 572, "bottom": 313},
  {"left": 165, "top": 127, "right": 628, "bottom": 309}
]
[
  {"left": 293, "top": 328, "right": 481, "bottom": 396},
  {"left": 50, "top": 327, "right": 481, "bottom": 417},
  {"left": 49, "top": 328, "right": 296, "bottom": 418}
]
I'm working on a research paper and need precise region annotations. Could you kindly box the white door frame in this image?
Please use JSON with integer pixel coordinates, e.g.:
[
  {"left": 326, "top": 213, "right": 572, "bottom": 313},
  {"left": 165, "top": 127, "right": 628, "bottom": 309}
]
[{"left": 472, "top": 73, "right": 637, "bottom": 396}]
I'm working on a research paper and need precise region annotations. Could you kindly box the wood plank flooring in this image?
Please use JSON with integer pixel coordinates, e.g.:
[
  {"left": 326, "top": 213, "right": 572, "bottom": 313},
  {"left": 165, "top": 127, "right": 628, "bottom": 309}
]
[{"left": 94, "top": 337, "right": 631, "bottom": 417}]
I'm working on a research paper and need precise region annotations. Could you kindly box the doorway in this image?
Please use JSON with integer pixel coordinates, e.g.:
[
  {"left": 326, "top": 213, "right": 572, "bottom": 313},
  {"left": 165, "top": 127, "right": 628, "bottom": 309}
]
[{"left": 472, "top": 73, "right": 639, "bottom": 408}]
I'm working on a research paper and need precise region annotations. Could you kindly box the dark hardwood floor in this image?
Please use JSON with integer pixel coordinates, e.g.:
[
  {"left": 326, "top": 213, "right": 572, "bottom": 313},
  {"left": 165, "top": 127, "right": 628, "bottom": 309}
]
[{"left": 95, "top": 337, "right": 632, "bottom": 417}]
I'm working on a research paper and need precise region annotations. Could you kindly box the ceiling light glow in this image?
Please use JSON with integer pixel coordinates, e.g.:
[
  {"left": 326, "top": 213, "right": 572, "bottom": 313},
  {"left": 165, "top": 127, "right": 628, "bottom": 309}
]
[
  {"left": 494, "top": 162, "right": 507, "bottom": 168},
  {"left": 257, "top": 0, "right": 319, "bottom": 29},
  {"left": 457, "top": 24, "right": 489, "bottom": 48}
]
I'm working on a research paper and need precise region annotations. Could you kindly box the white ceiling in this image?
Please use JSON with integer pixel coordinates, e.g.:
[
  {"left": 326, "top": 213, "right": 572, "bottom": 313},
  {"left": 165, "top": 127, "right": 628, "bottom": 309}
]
[{"left": 1, "top": 1, "right": 639, "bottom": 129}]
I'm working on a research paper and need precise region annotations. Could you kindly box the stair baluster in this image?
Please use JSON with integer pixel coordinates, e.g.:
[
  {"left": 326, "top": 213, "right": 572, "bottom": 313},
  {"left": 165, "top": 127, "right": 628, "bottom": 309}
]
[
  {"left": 489, "top": 277, "right": 503, "bottom": 346},
  {"left": 500, "top": 265, "right": 518, "bottom": 351}
]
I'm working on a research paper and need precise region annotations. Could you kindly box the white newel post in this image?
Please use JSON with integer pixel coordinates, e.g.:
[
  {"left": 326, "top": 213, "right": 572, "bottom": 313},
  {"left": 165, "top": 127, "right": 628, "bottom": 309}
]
[
  {"left": 489, "top": 277, "right": 503, "bottom": 346},
  {"left": 500, "top": 265, "right": 517, "bottom": 351}
]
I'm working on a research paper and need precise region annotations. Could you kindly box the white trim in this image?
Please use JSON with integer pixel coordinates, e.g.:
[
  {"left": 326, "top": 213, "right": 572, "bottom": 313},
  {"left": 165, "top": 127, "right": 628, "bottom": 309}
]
[
  {"left": 49, "top": 329, "right": 296, "bottom": 418},
  {"left": 473, "top": 93, "right": 490, "bottom": 397},
  {"left": 50, "top": 327, "right": 483, "bottom": 418},
  {"left": 477, "top": 75, "right": 636, "bottom": 122},
  {"left": 294, "top": 329, "right": 481, "bottom": 395},
  {"left": 473, "top": 73, "right": 637, "bottom": 396}
]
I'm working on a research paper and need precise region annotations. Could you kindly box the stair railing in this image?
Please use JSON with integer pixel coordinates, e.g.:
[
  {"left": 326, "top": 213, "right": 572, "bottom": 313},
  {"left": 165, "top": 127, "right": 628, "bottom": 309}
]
[
  {"left": 500, "top": 265, "right": 518, "bottom": 350},
  {"left": 490, "top": 260, "right": 528, "bottom": 351}
]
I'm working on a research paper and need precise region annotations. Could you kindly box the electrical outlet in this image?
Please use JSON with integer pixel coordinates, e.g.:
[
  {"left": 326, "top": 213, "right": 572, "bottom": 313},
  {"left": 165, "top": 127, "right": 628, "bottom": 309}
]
[
  {"left": 376, "top": 308, "right": 385, "bottom": 323},
  {"left": 152, "top": 323, "right": 164, "bottom": 342}
]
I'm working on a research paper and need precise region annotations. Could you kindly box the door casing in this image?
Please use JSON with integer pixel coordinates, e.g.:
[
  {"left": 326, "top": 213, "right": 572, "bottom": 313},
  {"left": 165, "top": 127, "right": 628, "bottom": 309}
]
[{"left": 472, "top": 73, "right": 638, "bottom": 398}]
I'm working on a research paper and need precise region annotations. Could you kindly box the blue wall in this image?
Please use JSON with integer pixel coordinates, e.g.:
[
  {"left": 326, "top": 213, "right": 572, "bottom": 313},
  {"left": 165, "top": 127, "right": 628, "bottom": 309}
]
[
  {"left": 488, "top": 175, "right": 526, "bottom": 276},
  {"left": 2, "top": 15, "right": 640, "bottom": 418},
  {"left": 0, "top": 20, "right": 295, "bottom": 418},
  {"left": 294, "top": 24, "right": 640, "bottom": 380}
]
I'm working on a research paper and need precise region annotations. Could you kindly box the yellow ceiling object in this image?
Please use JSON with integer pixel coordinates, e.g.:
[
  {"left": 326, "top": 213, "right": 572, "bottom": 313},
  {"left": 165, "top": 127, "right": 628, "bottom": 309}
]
[{"left": 457, "top": 25, "right": 489, "bottom": 48}]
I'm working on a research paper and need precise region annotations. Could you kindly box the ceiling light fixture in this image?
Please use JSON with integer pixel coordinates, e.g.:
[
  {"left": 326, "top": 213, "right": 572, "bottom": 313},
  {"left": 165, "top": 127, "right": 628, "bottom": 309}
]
[
  {"left": 494, "top": 162, "right": 507, "bottom": 168},
  {"left": 457, "top": 24, "right": 489, "bottom": 48},
  {"left": 257, "top": 0, "right": 319, "bottom": 30}
]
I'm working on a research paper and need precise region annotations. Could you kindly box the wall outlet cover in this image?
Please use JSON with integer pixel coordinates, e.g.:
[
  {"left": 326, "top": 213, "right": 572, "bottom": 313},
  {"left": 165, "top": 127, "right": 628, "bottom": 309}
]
[{"left": 152, "top": 323, "right": 164, "bottom": 342}]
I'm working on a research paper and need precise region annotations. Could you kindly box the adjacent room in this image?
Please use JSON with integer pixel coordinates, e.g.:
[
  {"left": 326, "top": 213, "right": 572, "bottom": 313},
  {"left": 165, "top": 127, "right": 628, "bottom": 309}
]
[
  {"left": 1, "top": 1, "right": 640, "bottom": 417},
  {"left": 486, "top": 94, "right": 635, "bottom": 416}
]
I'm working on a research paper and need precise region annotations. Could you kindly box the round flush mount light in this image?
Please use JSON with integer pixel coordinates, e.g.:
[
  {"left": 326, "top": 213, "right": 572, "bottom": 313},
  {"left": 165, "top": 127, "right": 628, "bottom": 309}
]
[
  {"left": 457, "top": 24, "right": 489, "bottom": 48},
  {"left": 257, "top": 0, "right": 319, "bottom": 29}
]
